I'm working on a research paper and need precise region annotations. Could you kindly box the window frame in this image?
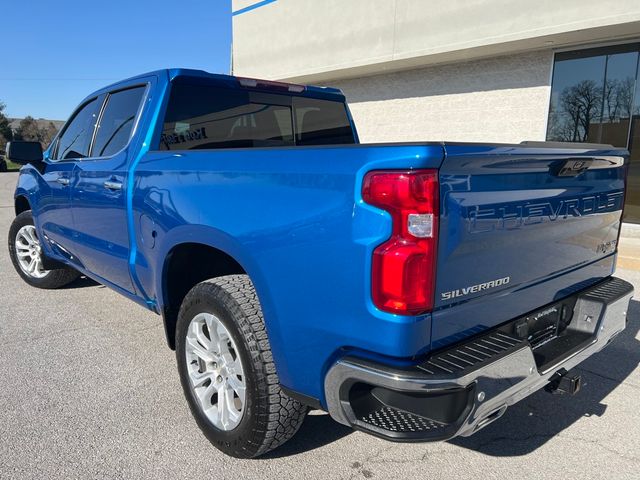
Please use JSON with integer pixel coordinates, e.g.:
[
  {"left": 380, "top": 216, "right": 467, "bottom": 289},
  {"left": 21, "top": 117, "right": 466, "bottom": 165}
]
[
  {"left": 554, "top": 42, "right": 640, "bottom": 62},
  {"left": 49, "top": 94, "right": 104, "bottom": 163},
  {"left": 48, "top": 83, "right": 149, "bottom": 163},
  {"left": 546, "top": 42, "right": 640, "bottom": 149}
]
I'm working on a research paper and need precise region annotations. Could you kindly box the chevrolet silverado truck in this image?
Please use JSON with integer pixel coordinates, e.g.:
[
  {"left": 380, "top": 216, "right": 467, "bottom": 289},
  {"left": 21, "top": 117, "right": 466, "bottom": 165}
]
[{"left": 7, "top": 69, "right": 634, "bottom": 458}]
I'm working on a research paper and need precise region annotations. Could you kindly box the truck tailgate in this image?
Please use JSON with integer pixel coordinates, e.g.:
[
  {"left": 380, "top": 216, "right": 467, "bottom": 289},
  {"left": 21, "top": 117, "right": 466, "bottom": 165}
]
[{"left": 432, "top": 143, "right": 628, "bottom": 349}]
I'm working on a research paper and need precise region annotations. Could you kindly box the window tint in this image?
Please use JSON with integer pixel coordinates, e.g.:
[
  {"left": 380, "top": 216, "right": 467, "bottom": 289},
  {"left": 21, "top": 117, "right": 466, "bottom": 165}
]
[
  {"left": 597, "top": 52, "right": 637, "bottom": 148},
  {"left": 546, "top": 43, "right": 640, "bottom": 224},
  {"left": 159, "top": 83, "right": 355, "bottom": 150},
  {"left": 294, "top": 97, "right": 355, "bottom": 145},
  {"left": 92, "top": 86, "right": 145, "bottom": 157},
  {"left": 160, "top": 84, "right": 293, "bottom": 150},
  {"left": 546, "top": 54, "right": 606, "bottom": 143},
  {"left": 53, "top": 98, "right": 101, "bottom": 160}
]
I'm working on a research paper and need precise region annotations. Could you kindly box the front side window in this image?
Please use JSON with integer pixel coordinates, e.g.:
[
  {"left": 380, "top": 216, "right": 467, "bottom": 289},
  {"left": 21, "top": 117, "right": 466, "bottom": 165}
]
[
  {"left": 52, "top": 98, "right": 101, "bottom": 160},
  {"left": 92, "top": 86, "right": 146, "bottom": 157}
]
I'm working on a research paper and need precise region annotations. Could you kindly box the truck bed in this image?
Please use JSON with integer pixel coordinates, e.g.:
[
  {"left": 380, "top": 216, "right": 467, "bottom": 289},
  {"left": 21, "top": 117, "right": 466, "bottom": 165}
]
[{"left": 130, "top": 140, "right": 627, "bottom": 401}]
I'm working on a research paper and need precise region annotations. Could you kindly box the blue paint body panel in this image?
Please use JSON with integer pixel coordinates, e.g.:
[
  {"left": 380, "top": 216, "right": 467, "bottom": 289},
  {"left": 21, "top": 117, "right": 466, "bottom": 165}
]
[
  {"left": 432, "top": 144, "right": 626, "bottom": 348},
  {"left": 13, "top": 69, "right": 630, "bottom": 406}
]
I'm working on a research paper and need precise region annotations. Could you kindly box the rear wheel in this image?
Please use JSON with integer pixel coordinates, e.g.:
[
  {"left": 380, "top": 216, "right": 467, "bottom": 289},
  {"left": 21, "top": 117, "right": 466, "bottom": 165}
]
[
  {"left": 176, "top": 275, "right": 308, "bottom": 458},
  {"left": 8, "top": 211, "right": 79, "bottom": 288}
]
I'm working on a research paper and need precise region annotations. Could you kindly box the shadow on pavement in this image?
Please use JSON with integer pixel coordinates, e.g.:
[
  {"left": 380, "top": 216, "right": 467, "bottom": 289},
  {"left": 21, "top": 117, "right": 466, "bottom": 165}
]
[
  {"left": 261, "top": 411, "right": 353, "bottom": 459},
  {"left": 60, "top": 275, "right": 102, "bottom": 289}
]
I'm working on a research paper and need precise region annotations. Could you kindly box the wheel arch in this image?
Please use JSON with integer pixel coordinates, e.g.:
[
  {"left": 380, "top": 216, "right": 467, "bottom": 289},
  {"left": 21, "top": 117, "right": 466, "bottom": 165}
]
[
  {"left": 14, "top": 194, "right": 30, "bottom": 216},
  {"left": 158, "top": 240, "right": 255, "bottom": 350}
]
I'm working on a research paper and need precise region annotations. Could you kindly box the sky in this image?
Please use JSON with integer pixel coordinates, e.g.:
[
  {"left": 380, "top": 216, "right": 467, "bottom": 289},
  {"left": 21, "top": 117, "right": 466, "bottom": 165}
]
[{"left": 1, "top": 0, "right": 232, "bottom": 120}]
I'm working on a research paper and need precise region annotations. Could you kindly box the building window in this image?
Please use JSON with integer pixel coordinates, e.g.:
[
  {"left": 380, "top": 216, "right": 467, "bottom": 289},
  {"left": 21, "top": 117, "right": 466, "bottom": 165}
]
[{"left": 546, "top": 43, "right": 640, "bottom": 224}]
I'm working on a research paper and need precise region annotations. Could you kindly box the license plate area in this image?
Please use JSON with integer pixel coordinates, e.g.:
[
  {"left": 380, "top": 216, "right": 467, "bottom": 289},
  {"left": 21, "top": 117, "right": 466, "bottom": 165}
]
[
  {"left": 509, "top": 299, "right": 576, "bottom": 349},
  {"left": 499, "top": 295, "right": 593, "bottom": 372}
]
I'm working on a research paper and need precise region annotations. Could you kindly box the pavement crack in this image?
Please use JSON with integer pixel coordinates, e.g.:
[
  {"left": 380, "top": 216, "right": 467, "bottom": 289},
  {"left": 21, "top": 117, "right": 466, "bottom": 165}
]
[
  {"left": 557, "top": 432, "right": 640, "bottom": 462},
  {"left": 477, "top": 432, "right": 556, "bottom": 448},
  {"left": 578, "top": 366, "right": 640, "bottom": 391},
  {"left": 134, "top": 323, "right": 163, "bottom": 333},
  {"left": 346, "top": 448, "right": 386, "bottom": 478},
  {"left": 0, "top": 325, "right": 98, "bottom": 347},
  {"left": 472, "top": 431, "right": 640, "bottom": 463}
]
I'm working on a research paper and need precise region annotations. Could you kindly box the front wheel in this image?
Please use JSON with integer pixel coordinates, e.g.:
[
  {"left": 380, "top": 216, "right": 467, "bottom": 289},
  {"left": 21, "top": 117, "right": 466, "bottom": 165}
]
[
  {"left": 8, "top": 211, "right": 80, "bottom": 289},
  {"left": 176, "top": 275, "right": 308, "bottom": 458}
]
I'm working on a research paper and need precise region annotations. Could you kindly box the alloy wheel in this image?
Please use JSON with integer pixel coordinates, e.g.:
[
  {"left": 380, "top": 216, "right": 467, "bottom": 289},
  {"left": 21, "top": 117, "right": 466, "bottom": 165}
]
[
  {"left": 185, "top": 312, "right": 246, "bottom": 431},
  {"left": 14, "top": 225, "right": 49, "bottom": 279}
]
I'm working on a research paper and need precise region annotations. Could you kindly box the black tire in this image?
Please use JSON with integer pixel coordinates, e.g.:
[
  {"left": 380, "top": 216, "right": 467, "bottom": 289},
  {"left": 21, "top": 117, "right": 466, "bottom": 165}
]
[
  {"left": 176, "top": 275, "right": 308, "bottom": 458},
  {"left": 8, "top": 210, "right": 80, "bottom": 289},
  {"left": 0, "top": 159, "right": 7, "bottom": 172}
]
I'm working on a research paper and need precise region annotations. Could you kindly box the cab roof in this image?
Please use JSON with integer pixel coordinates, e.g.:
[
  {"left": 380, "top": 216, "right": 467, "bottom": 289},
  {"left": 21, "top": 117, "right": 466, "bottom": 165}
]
[{"left": 95, "top": 68, "right": 346, "bottom": 101}]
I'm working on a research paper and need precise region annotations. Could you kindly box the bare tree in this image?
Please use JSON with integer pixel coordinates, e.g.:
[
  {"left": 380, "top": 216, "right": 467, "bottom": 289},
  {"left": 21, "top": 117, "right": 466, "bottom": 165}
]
[
  {"left": 547, "top": 106, "right": 577, "bottom": 142},
  {"left": 548, "top": 75, "right": 639, "bottom": 145},
  {"left": 603, "top": 77, "right": 635, "bottom": 121},
  {"left": 559, "top": 80, "right": 602, "bottom": 142}
]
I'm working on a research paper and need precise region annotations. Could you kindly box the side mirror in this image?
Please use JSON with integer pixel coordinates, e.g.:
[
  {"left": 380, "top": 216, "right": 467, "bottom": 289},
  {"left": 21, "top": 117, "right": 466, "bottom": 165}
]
[{"left": 6, "top": 141, "right": 44, "bottom": 167}]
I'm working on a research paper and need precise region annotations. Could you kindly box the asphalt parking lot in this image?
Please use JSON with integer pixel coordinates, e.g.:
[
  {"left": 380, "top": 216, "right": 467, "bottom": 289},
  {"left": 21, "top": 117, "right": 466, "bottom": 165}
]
[{"left": 1, "top": 171, "right": 639, "bottom": 480}]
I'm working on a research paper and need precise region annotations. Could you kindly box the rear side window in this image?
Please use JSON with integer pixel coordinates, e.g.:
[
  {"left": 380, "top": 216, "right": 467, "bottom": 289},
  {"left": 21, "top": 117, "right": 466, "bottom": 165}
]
[
  {"left": 52, "top": 98, "right": 101, "bottom": 160},
  {"left": 294, "top": 97, "right": 355, "bottom": 145},
  {"left": 159, "top": 83, "right": 354, "bottom": 150},
  {"left": 92, "top": 86, "right": 146, "bottom": 157}
]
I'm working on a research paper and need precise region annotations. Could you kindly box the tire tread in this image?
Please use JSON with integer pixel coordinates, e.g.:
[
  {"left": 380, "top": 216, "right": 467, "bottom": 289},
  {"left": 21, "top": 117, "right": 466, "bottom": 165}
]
[
  {"left": 8, "top": 211, "right": 80, "bottom": 289},
  {"left": 178, "top": 274, "right": 307, "bottom": 458}
]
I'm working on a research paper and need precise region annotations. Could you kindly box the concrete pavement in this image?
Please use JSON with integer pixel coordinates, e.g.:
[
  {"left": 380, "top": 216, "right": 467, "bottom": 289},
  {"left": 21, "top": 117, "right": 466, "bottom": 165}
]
[{"left": 0, "top": 172, "right": 639, "bottom": 479}]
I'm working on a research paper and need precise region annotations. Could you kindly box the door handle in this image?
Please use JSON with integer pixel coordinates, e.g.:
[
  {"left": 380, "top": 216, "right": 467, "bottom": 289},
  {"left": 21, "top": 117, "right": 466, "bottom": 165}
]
[
  {"left": 56, "top": 177, "right": 70, "bottom": 186},
  {"left": 103, "top": 180, "right": 123, "bottom": 191}
]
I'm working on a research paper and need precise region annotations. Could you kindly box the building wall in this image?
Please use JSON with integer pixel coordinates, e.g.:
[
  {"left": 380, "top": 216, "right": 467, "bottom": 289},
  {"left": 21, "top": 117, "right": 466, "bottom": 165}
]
[
  {"left": 332, "top": 50, "right": 553, "bottom": 144},
  {"left": 232, "top": 0, "right": 640, "bottom": 82}
]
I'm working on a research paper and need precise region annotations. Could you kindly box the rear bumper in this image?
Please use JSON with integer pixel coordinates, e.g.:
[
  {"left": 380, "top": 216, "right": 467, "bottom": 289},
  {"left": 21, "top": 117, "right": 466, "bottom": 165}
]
[{"left": 324, "top": 277, "right": 633, "bottom": 441}]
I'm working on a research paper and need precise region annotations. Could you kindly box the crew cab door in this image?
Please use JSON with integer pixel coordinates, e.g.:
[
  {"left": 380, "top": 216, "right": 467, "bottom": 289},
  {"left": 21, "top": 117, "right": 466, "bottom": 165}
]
[
  {"left": 39, "top": 95, "right": 104, "bottom": 260},
  {"left": 69, "top": 85, "right": 147, "bottom": 293}
]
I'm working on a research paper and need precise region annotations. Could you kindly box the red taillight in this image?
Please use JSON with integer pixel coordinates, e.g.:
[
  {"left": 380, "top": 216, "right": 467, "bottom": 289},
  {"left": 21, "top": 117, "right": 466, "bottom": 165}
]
[{"left": 362, "top": 170, "right": 439, "bottom": 315}]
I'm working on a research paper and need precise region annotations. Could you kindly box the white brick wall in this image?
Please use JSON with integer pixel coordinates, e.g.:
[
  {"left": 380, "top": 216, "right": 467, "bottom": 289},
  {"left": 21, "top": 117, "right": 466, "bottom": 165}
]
[{"left": 330, "top": 51, "right": 554, "bottom": 144}]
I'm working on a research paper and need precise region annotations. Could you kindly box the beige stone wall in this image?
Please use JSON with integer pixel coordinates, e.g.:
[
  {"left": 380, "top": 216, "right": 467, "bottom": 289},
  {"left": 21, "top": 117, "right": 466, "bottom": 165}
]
[{"left": 330, "top": 51, "right": 553, "bottom": 144}]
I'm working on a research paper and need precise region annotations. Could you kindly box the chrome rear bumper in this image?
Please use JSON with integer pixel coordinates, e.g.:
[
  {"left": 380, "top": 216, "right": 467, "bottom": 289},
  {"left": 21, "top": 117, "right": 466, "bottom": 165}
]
[{"left": 324, "top": 277, "right": 633, "bottom": 441}]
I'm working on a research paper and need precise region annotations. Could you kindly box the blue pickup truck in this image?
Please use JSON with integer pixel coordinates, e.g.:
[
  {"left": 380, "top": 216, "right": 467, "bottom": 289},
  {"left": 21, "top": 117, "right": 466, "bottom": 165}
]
[{"left": 7, "top": 69, "right": 634, "bottom": 458}]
